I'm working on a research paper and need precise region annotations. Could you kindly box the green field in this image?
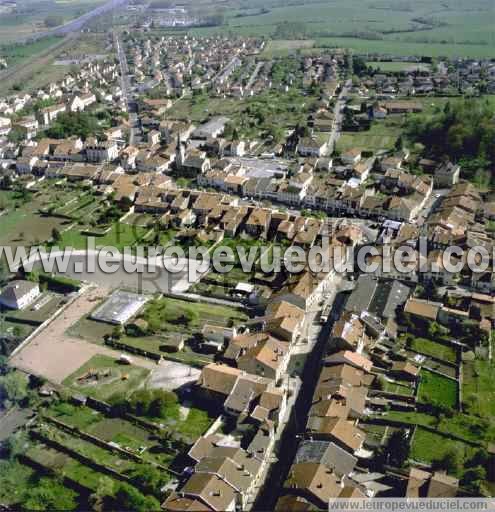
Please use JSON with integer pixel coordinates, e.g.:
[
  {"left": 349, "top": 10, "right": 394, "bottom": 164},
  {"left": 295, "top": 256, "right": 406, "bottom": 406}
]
[
  {"left": 184, "top": 0, "right": 495, "bottom": 58},
  {"left": 0, "top": 36, "right": 62, "bottom": 64},
  {"left": 58, "top": 223, "right": 149, "bottom": 251},
  {"left": 62, "top": 355, "right": 150, "bottom": 401},
  {"left": 337, "top": 119, "right": 401, "bottom": 153},
  {"left": 410, "top": 427, "right": 475, "bottom": 467},
  {"left": 0, "top": 0, "right": 106, "bottom": 43},
  {"left": 0, "top": 188, "right": 69, "bottom": 248},
  {"left": 409, "top": 337, "right": 457, "bottom": 364},
  {"left": 417, "top": 370, "right": 458, "bottom": 408},
  {"left": 463, "top": 354, "right": 495, "bottom": 419}
]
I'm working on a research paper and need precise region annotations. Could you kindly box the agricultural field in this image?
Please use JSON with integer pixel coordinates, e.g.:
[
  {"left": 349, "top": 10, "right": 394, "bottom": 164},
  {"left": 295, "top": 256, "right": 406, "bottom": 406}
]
[
  {"left": 187, "top": 0, "right": 495, "bottom": 58},
  {"left": 0, "top": 36, "right": 62, "bottom": 65},
  {"left": 0, "top": 0, "right": 106, "bottom": 43}
]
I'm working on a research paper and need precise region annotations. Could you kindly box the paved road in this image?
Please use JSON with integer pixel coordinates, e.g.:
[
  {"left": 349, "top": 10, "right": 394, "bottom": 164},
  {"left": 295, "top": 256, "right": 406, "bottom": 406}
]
[
  {"left": 32, "top": 0, "right": 129, "bottom": 41},
  {"left": 114, "top": 31, "right": 141, "bottom": 145},
  {"left": 210, "top": 56, "right": 241, "bottom": 85},
  {"left": 254, "top": 281, "right": 348, "bottom": 510},
  {"left": 246, "top": 61, "right": 264, "bottom": 90},
  {"left": 327, "top": 78, "right": 352, "bottom": 154}
]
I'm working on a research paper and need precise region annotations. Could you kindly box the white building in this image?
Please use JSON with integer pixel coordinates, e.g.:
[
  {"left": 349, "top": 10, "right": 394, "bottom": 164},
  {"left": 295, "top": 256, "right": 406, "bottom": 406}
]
[{"left": 0, "top": 281, "right": 40, "bottom": 310}]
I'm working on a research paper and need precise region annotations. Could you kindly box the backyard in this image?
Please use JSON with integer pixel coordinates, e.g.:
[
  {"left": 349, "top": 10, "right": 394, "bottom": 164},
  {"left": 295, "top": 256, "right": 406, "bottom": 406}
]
[
  {"left": 410, "top": 427, "right": 475, "bottom": 468},
  {"left": 409, "top": 337, "right": 457, "bottom": 364},
  {"left": 337, "top": 118, "right": 402, "bottom": 153},
  {"left": 417, "top": 369, "right": 458, "bottom": 409}
]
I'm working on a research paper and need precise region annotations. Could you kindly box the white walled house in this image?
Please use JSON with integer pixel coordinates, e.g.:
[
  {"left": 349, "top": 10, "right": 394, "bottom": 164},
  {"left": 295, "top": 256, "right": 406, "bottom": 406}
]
[{"left": 0, "top": 281, "right": 40, "bottom": 310}]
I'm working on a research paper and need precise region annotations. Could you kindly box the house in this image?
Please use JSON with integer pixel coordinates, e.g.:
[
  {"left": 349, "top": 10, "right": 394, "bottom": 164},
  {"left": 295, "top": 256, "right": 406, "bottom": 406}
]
[
  {"left": 324, "top": 351, "right": 373, "bottom": 373},
  {"left": 0, "top": 280, "right": 40, "bottom": 310},
  {"left": 404, "top": 298, "right": 440, "bottom": 321},
  {"left": 274, "top": 271, "right": 330, "bottom": 313},
  {"left": 0, "top": 116, "right": 11, "bottom": 136},
  {"left": 382, "top": 101, "right": 423, "bottom": 114},
  {"left": 244, "top": 208, "right": 271, "bottom": 239},
  {"left": 283, "top": 462, "right": 344, "bottom": 509},
  {"left": 306, "top": 416, "right": 366, "bottom": 454},
  {"left": 171, "top": 473, "right": 236, "bottom": 511},
  {"left": 294, "top": 440, "right": 358, "bottom": 477},
  {"left": 341, "top": 148, "right": 362, "bottom": 165},
  {"left": 16, "top": 116, "right": 39, "bottom": 139},
  {"left": 330, "top": 313, "right": 367, "bottom": 352},
  {"left": 85, "top": 138, "right": 119, "bottom": 163},
  {"left": 297, "top": 137, "right": 328, "bottom": 157},
  {"left": 434, "top": 161, "right": 460, "bottom": 188},
  {"left": 39, "top": 103, "right": 66, "bottom": 126},
  {"left": 390, "top": 361, "right": 420, "bottom": 381},
  {"left": 148, "top": 130, "right": 161, "bottom": 145},
  {"left": 406, "top": 468, "right": 459, "bottom": 498},
  {"left": 192, "top": 116, "right": 229, "bottom": 139},
  {"left": 266, "top": 300, "right": 305, "bottom": 342},
  {"left": 16, "top": 155, "right": 39, "bottom": 174},
  {"left": 237, "top": 336, "right": 290, "bottom": 381},
  {"left": 197, "top": 363, "right": 242, "bottom": 402}
]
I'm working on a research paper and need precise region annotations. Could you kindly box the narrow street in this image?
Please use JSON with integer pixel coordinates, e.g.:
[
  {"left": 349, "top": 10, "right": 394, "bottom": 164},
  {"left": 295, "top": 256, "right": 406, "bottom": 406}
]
[
  {"left": 253, "top": 283, "right": 349, "bottom": 510},
  {"left": 327, "top": 78, "right": 352, "bottom": 154}
]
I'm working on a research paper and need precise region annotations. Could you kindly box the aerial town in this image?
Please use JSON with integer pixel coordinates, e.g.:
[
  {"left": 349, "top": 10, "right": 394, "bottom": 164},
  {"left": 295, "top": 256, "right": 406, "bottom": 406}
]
[{"left": 0, "top": 0, "right": 494, "bottom": 511}]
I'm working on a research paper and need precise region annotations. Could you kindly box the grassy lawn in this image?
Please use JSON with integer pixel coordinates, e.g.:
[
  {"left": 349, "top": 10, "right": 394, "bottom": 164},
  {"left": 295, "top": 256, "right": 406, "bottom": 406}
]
[
  {"left": 410, "top": 428, "right": 475, "bottom": 467},
  {"left": 463, "top": 355, "right": 495, "bottom": 419},
  {"left": 140, "top": 296, "right": 248, "bottom": 337},
  {"left": 337, "top": 118, "right": 402, "bottom": 153},
  {"left": 383, "top": 380, "right": 415, "bottom": 397},
  {"left": 261, "top": 39, "right": 315, "bottom": 57},
  {"left": 44, "top": 403, "right": 174, "bottom": 466},
  {"left": 26, "top": 442, "right": 104, "bottom": 491},
  {"left": 418, "top": 370, "right": 457, "bottom": 408},
  {"left": 59, "top": 223, "right": 149, "bottom": 251},
  {"left": 409, "top": 337, "right": 457, "bottom": 364},
  {"left": 0, "top": 191, "right": 69, "bottom": 248},
  {"left": 0, "top": 460, "right": 36, "bottom": 506},
  {"left": 62, "top": 355, "right": 150, "bottom": 401}
]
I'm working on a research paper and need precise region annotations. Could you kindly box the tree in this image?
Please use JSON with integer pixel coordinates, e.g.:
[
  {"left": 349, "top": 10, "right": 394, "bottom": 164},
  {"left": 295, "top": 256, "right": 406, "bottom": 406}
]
[
  {"left": 21, "top": 477, "right": 77, "bottom": 511},
  {"left": 0, "top": 175, "right": 12, "bottom": 191},
  {"left": 461, "top": 466, "right": 486, "bottom": 495},
  {"left": 89, "top": 476, "right": 114, "bottom": 512},
  {"left": 0, "top": 258, "right": 9, "bottom": 286},
  {"left": 128, "top": 464, "right": 169, "bottom": 496},
  {"left": 114, "top": 482, "right": 160, "bottom": 512},
  {"left": 7, "top": 126, "right": 26, "bottom": 144},
  {"left": 385, "top": 430, "right": 409, "bottom": 467},
  {"left": 44, "top": 15, "right": 64, "bottom": 28},
  {"left": 433, "top": 448, "right": 462, "bottom": 475},
  {"left": 51, "top": 227, "right": 61, "bottom": 242},
  {"left": 0, "top": 371, "right": 28, "bottom": 404}
]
